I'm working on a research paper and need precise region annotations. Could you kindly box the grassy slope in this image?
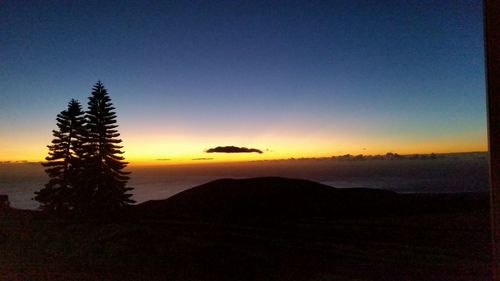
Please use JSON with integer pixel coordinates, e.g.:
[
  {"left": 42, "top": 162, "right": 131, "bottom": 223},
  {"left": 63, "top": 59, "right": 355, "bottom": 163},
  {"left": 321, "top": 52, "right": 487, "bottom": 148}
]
[{"left": 0, "top": 177, "right": 492, "bottom": 281}]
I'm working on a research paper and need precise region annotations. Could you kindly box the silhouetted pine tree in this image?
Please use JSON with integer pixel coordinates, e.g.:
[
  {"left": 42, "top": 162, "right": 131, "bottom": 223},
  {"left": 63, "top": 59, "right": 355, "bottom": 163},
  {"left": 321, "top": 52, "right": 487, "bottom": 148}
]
[
  {"left": 35, "top": 99, "right": 86, "bottom": 213},
  {"left": 81, "top": 81, "right": 134, "bottom": 215}
]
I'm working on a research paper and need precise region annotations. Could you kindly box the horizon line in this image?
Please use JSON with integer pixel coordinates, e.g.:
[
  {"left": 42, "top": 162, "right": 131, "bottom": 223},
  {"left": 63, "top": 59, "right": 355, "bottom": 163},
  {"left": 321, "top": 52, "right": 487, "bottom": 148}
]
[{"left": 1, "top": 150, "right": 488, "bottom": 166}]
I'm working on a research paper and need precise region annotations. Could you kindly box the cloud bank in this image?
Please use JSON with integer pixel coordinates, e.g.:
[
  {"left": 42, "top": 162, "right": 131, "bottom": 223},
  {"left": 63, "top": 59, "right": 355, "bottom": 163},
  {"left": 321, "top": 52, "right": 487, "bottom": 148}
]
[{"left": 206, "top": 146, "right": 263, "bottom": 154}]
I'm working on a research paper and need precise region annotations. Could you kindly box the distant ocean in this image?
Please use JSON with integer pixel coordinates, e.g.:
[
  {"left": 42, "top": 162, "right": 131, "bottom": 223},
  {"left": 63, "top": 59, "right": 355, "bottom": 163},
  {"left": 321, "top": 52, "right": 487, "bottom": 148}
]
[{"left": 0, "top": 153, "right": 490, "bottom": 210}]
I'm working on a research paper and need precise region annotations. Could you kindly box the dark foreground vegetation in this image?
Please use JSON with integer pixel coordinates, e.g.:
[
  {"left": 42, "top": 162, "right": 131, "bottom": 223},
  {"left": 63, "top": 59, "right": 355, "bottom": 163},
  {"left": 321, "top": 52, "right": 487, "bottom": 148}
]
[{"left": 0, "top": 177, "right": 492, "bottom": 281}]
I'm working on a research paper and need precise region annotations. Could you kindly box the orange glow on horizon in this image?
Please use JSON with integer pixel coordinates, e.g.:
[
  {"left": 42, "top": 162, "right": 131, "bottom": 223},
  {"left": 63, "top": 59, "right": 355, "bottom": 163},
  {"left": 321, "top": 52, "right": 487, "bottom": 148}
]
[{"left": 0, "top": 128, "right": 487, "bottom": 165}]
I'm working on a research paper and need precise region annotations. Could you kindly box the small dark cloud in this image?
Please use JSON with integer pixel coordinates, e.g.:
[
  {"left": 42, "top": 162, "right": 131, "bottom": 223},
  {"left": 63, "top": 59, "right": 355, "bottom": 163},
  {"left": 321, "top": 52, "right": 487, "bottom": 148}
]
[
  {"left": 0, "top": 160, "right": 39, "bottom": 164},
  {"left": 206, "top": 146, "right": 263, "bottom": 154},
  {"left": 192, "top": 158, "right": 214, "bottom": 161},
  {"left": 156, "top": 158, "right": 171, "bottom": 161}
]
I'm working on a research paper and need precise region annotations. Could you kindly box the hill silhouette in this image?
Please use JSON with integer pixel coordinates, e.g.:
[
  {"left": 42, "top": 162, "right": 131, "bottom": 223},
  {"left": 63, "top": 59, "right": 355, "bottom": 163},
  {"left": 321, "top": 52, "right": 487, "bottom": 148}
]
[
  {"left": 0, "top": 177, "right": 491, "bottom": 280},
  {"left": 133, "top": 177, "right": 488, "bottom": 223}
]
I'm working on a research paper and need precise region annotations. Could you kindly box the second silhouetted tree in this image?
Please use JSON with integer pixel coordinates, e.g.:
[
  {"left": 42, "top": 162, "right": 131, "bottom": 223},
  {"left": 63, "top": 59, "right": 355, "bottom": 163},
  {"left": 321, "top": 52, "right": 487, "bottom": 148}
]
[{"left": 80, "top": 81, "right": 134, "bottom": 216}]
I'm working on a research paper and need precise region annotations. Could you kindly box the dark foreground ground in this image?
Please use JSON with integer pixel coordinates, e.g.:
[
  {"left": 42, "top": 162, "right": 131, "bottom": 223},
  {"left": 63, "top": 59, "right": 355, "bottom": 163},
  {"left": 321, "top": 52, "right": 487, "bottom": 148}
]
[{"left": 0, "top": 177, "right": 493, "bottom": 281}]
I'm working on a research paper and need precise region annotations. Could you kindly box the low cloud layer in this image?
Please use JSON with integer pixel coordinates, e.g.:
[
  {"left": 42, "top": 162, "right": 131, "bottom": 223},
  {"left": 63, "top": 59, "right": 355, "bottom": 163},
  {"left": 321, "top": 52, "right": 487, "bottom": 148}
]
[
  {"left": 0, "top": 160, "right": 39, "bottom": 164},
  {"left": 192, "top": 158, "right": 214, "bottom": 161},
  {"left": 206, "top": 146, "right": 263, "bottom": 154}
]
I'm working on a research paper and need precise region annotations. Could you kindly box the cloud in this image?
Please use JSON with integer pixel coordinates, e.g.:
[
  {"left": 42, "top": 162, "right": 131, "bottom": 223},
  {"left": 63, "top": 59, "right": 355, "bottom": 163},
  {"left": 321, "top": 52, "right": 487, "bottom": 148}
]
[
  {"left": 0, "top": 160, "right": 39, "bottom": 164},
  {"left": 206, "top": 146, "right": 263, "bottom": 154},
  {"left": 156, "top": 158, "right": 171, "bottom": 161},
  {"left": 192, "top": 158, "right": 214, "bottom": 161}
]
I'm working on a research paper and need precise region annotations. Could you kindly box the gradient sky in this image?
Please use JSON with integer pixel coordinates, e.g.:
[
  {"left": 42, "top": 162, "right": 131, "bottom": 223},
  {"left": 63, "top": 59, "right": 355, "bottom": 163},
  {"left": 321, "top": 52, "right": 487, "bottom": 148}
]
[{"left": 0, "top": 1, "right": 486, "bottom": 164}]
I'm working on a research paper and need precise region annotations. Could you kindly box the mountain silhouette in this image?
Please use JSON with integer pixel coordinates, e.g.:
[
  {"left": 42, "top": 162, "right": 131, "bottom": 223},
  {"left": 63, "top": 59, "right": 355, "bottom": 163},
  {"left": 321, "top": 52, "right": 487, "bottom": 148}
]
[
  {"left": 1, "top": 177, "right": 491, "bottom": 280},
  {"left": 132, "top": 177, "right": 488, "bottom": 223}
]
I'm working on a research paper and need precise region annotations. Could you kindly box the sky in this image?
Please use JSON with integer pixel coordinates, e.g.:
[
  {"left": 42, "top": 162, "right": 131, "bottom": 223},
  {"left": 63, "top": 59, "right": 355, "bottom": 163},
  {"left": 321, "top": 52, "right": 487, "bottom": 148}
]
[{"left": 0, "top": 0, "right": 486, "bottom": 164}]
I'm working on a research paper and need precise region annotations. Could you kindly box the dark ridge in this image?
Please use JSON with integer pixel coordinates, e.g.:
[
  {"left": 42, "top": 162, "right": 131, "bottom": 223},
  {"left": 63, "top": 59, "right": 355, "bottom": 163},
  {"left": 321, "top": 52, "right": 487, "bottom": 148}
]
[
  {"left": 132, "top": 177, "right": 489, "bottom": 223},
  {"left": 1, "top": 177, "right": 491, "bottom": 280}
]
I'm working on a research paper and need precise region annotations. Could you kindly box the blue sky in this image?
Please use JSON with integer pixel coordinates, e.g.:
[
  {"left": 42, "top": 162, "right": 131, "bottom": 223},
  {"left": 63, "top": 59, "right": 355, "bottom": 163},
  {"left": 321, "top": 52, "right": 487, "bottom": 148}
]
[{"left": 0, "top": 1, "right": 486, "bottom": 162}]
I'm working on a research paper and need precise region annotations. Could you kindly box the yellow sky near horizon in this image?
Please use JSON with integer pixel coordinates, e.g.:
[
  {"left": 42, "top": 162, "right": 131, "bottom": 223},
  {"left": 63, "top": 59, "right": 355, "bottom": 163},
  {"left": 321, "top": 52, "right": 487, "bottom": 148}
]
[{"left": 0, "top": 127, "right": 487, "bottom": 165}]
